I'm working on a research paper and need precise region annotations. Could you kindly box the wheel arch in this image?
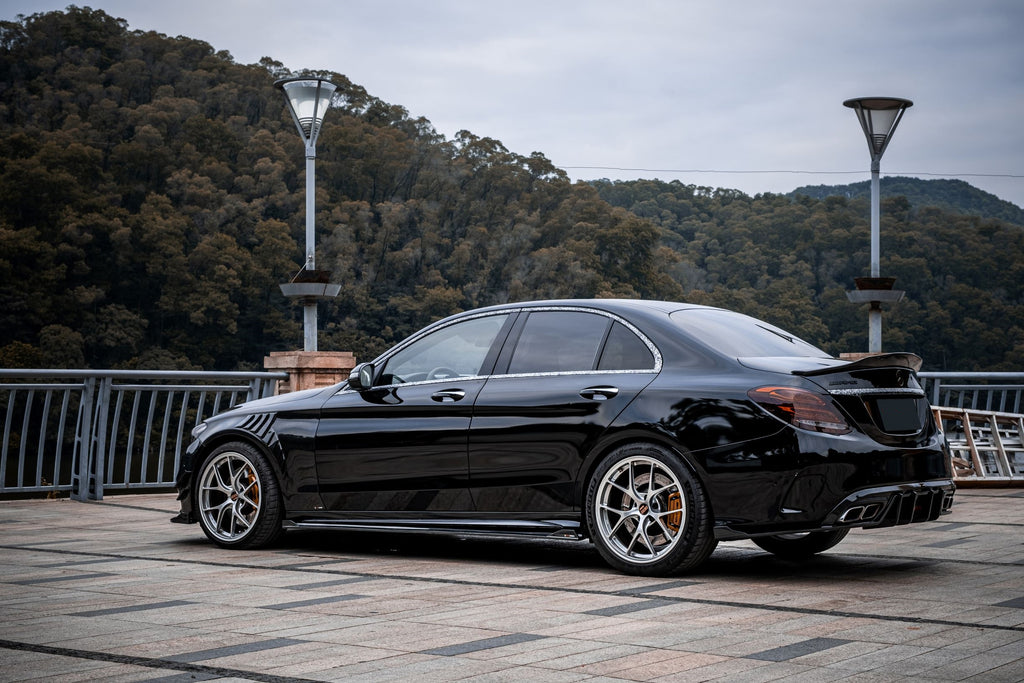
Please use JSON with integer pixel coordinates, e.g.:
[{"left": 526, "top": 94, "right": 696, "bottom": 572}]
[
  {"left": 189, "top": 427, "right": 285, "bottom": 498},
  {"left": 576, "top": 428, "right": 710, "bottom": 537}
]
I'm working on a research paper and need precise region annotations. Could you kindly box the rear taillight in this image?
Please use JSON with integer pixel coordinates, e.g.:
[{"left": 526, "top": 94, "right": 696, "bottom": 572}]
[{"left": 748, "top": 386, "right": 852, "bottom": 435}]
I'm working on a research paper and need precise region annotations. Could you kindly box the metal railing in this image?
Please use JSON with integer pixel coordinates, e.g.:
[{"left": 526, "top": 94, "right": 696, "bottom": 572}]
[
  {"left": 0, "top": 370, "right": 286, "bottom": 501},
  {"left": 920, "top": 372, "right": 1024, "bottom": 414},
  {"left": 920, "top": 373, "right": 1024, "bottom": 484},
  {"left": 3, "top": 369, "right": 1022, "bottom": 499}
]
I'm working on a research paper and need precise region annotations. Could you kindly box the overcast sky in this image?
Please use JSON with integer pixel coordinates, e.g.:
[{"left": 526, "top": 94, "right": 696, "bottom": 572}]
[{"left": 4, "top": 0, "right": 1024, "bottom": 208}]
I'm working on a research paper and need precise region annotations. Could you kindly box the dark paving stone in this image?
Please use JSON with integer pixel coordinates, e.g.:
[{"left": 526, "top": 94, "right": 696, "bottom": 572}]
[
  {"left": 38, "top": 557, "right": 127, "bottom": 568},
  {"left": 748, "top": 637, "right": 851, "bottom": 662},
  {"left": 585, "top": 598, "right": 675, "bottom": 617},
  {"left": 14, "top": 571, "right": 113, "bottom": 584},
  {"left": 273, "top": 558, "right": 356, "bottom": 570},
  {"left": 260, "top": 594, "right": 368, "bottom": 610},
  {"left": 72, "top": 600, "right": 192, "bottom": 617},
  {"left": 995, "top": 596, "right": 1024, "bottom": 609},
  {"left": 628, "top": 580, "right": 700, "bottom": 594},
  {"left": 422, "top": 633, "right": 547, "bottom": 656},
  {"left": 168, "top": 637, "right": 304, "bottom": 663},
  {"left": 285, "top": 576, "right": 372, "bottom": 591}
]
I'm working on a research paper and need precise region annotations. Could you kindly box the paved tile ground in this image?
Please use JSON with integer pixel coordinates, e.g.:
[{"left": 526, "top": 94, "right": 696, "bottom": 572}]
[{"left": 0, "top": 489, "right": 1022, "bottom": 682}]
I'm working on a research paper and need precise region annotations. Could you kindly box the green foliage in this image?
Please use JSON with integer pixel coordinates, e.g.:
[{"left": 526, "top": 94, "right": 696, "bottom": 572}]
[
  {"left": 791, "top": 177, "right": 1024, "bottom": 227},
  {"left": 0, "top": 8, "right": 1021, "bottom": 372},
  {"left": 592, "top": 179, "right": 1024, "bottom": 370}
]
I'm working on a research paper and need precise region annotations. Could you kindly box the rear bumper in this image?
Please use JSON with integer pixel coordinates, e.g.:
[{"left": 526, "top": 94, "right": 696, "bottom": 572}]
[
  {"left": 714, "top": 479, "right": 955, "bottom": 540},
  {"left": 826, "top": 479, "right": 955, "bottom": 529}
]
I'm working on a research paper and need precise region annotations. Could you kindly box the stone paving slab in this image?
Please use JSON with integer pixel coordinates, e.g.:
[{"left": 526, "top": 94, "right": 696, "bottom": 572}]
[{"left": 0, "top": 489, "right": 1022, "bottom": 681}]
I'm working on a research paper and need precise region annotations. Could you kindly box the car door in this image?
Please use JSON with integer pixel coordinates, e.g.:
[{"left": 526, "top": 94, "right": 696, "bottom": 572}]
[
  {"left": 315, "top": 312, "right": 513, "bottom": 513},
  {"left": 468, "top": 308, "right": 660, "bottom": 513}
]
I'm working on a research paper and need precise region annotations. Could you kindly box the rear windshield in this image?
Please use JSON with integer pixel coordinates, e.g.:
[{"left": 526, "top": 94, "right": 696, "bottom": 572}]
[{"left": 670, "top": 308, "right": 830, "bottom": 359}]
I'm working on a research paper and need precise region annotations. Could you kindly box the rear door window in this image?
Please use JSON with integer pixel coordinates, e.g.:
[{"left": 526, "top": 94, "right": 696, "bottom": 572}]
[{"left": 507, "top": 311, "right": 609, "bottom": 374}]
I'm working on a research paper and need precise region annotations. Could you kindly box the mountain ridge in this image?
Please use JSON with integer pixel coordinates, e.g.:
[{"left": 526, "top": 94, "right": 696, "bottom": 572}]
[{"left": 788, "top": 177, "right": 1024, "bottom": 226}]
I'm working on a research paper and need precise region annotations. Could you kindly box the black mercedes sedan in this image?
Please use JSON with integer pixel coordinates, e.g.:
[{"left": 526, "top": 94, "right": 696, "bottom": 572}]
[{"left": 173, "top": 299, "right": 954, "bottom": 575}]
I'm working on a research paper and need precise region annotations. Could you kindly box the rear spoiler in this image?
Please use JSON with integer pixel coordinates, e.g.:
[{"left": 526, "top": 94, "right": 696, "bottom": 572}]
[{"left": 793, "top": 352, "right": 923, "bottom": 377}]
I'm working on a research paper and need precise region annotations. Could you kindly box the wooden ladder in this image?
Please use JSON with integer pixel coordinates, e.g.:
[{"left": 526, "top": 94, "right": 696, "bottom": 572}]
[{"left": 932, "top": 407, "right": 1024, "bottom": 483}]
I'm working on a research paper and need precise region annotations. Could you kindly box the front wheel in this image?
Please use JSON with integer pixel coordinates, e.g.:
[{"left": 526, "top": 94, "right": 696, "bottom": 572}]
[
  {"left": 752, "top": 529, "right": 849, "bottom": 559},
  {"left": 195, "top": 441, "right": 283, "bottom": 549},
  {"left": 586, "top": 443, "right": 716, "bottom": 576}
]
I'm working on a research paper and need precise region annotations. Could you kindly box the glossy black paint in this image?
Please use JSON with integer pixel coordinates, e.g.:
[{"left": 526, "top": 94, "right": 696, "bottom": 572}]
[
  {"left": 315, "top": 379, "right": 483, "bottom": 512},
  {"left": 176, "top": 298, "right": 953, "bottom": 544},
  {"left": 468, "top": 371, "right": 657, "bottom": 513}
]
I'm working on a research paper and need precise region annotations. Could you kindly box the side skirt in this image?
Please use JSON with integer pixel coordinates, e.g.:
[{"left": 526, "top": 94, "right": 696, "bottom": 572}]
[{"left": 282, "top": 517, "right": 584, "bottom": 540}]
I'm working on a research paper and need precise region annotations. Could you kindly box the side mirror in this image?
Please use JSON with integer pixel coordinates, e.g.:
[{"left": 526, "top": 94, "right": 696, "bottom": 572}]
[{"left": 348, "top": 362, "right": 375, "bottom": 390}]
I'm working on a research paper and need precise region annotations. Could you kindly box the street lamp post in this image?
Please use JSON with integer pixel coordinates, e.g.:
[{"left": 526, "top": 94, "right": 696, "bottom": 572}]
[
  {"left": 276, "top": 77, "right": 340, "bottom": 352},
  {"left": 843, "top": 96, "right": 913, "bottom": 354}
]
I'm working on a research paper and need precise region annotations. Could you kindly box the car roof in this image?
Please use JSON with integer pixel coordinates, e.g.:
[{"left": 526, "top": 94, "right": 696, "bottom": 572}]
[{"left": 458, "top": 298, "right": 714, "bottom": 319}]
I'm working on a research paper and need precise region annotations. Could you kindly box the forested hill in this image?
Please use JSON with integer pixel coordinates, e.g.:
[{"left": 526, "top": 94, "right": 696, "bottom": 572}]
[
  {"left": 0, "top": 8, "right": 1022, "bottom": 372},
  {"left": 790, "top": 177, "right": 1024, "bottom": 226}
]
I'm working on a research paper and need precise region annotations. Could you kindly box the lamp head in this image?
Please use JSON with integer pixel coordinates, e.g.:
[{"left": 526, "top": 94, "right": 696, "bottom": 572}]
[
  {"left": 276, "top": 77, "right": 339, "bottom": 148},
  {"left": 843, "top": 97, "right": 913, "bottom": 161}
]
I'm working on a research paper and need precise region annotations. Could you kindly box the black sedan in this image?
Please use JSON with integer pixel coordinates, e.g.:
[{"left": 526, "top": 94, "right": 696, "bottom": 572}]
[{"left": 173, "top": 299, "right": 954, "bottom": 575}]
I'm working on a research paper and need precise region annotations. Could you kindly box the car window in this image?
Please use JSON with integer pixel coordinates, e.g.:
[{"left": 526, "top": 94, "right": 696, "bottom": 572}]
[
  {"left": 670, "top": 308, "right": 829, "bottom": 358},
  {"left": 508, "top": 311, "right": 609, "bottom": 374},
  {"left": 597, "top": 322, "right": 656, "bottom": 371},
  {"left": 380, "top": 313, "right": 510, "bottom": 385}
]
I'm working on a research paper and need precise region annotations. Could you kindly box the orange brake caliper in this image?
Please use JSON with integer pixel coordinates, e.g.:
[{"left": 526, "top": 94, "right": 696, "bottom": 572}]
[{"left": 666, "top": 492, "right": 682, "bottom": 532}]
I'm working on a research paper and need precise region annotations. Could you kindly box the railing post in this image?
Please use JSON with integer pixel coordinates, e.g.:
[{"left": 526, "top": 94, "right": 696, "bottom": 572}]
[
  {"left": 72, "top": 378, "right": 96, "bottom": 502},
  {"left": 92, "top": 377, "right": 112, "bottom": 501}
]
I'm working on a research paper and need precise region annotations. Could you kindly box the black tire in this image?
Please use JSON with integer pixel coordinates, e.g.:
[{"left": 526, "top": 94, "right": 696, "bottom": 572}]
[
  {"left": 195, "top": 441, "right": 283, "bottom": 549},
  {"left": 752, "top": 529, "right": 849, "bottom": 559},
  {"left": 586, "top": 443, "right": 716, "bottom": 576}
]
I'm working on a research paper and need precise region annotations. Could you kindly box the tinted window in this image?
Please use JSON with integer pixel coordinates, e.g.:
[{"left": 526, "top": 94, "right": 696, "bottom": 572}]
[
  {"left": 598, "top": 322, "right": 656, "bottom": 370},
  {"left": 380, "top": 314, "right": 509, "bottom": 384},
  {"left": 508, "top": 311, "right": 609, "bottom": 374},
  {"left": 670, "top": 309, "right": 829, "bottom": 358}
]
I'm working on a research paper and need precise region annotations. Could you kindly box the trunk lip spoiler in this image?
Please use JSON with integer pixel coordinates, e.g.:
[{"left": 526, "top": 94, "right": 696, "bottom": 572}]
[{"left": 792, "top": 352, "right": 923, "bottom": 377}]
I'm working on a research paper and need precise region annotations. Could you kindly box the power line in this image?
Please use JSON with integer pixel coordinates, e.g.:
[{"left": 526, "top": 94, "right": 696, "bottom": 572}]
[{"left": 560, "top": 166, "right": 1024, "bottom": 179}]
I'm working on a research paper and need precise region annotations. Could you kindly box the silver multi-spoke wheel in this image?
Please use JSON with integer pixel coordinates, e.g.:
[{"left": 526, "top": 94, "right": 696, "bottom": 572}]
[
  {"left": 195, "top": 442, "right": 282, "bottom": 548},
  {"left": 199, "top": 450, "right": 262, "bottom": 542},
  {"left": 587, "top": 444, "right": 716, "bottom": 576},
  {"left": 595, "top": 455, "right": 686, "bottom": 565}
]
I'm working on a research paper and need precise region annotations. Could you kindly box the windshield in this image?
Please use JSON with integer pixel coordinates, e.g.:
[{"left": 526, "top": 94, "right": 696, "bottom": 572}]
[{"left": 670, "top": 308, "right": 830, "bottom": 359}]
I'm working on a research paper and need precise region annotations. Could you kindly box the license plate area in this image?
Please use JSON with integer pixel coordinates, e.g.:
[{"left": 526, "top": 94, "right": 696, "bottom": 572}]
[{"left": 871, "top": 397, "right": 924, "bottom": 434}]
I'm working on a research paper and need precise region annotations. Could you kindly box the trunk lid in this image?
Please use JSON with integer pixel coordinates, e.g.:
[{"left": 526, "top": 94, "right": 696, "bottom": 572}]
[
  {"left": 795, "top": 353, "right": 930, "bottom": 444},
  {"left": 740, "top": 353, "right": 932, "bottom": 444}
]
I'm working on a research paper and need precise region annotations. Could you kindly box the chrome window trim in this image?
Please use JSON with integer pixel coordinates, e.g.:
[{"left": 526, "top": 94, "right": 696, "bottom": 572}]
[
  {"left": 489, "top": 368, "right": 659, "bottom": 380},
  {"left": 334, "top": 310, "right": 512, "bottom": 395},
  {"left": 500, "top": 305, "right": 663, "bottom": 375},
  {"left": 337, "top": 305, "right": 663, "bottom": 393}
]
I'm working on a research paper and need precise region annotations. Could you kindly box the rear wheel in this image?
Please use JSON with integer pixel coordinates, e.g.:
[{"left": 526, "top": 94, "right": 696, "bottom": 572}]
[
  {"left": 196, "top": 441, "right": 283, "bottom": 549},
  {"left": 752, "top": 529, "right": 849, "bottom": 559},
  {"left": 586, "top": 443, "right": 716, "bottom": 576}
]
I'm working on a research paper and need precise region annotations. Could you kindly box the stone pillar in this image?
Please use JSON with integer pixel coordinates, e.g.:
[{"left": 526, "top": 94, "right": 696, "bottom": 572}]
[{"left": 263, "top": 351, "right": 357, "bottom": 394}]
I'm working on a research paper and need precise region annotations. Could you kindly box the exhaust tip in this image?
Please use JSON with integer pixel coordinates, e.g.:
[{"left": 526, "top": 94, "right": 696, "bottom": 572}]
[{"left": 838, "top": 506, "right": 865, "bottom": 523}]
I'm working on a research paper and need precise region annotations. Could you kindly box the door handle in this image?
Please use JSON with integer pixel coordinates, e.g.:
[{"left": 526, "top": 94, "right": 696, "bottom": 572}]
[
  {"left": 431, "top": 389, "right": 466, "bottom": 403},
  {"left": 580, "top": 386, "right": 619, "bottom": 401}
]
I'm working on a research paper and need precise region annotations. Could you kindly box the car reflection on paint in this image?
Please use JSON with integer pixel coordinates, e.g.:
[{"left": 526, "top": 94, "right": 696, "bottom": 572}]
[{"left": 173, "top": 299, "right": 954, "bottom": 576}]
